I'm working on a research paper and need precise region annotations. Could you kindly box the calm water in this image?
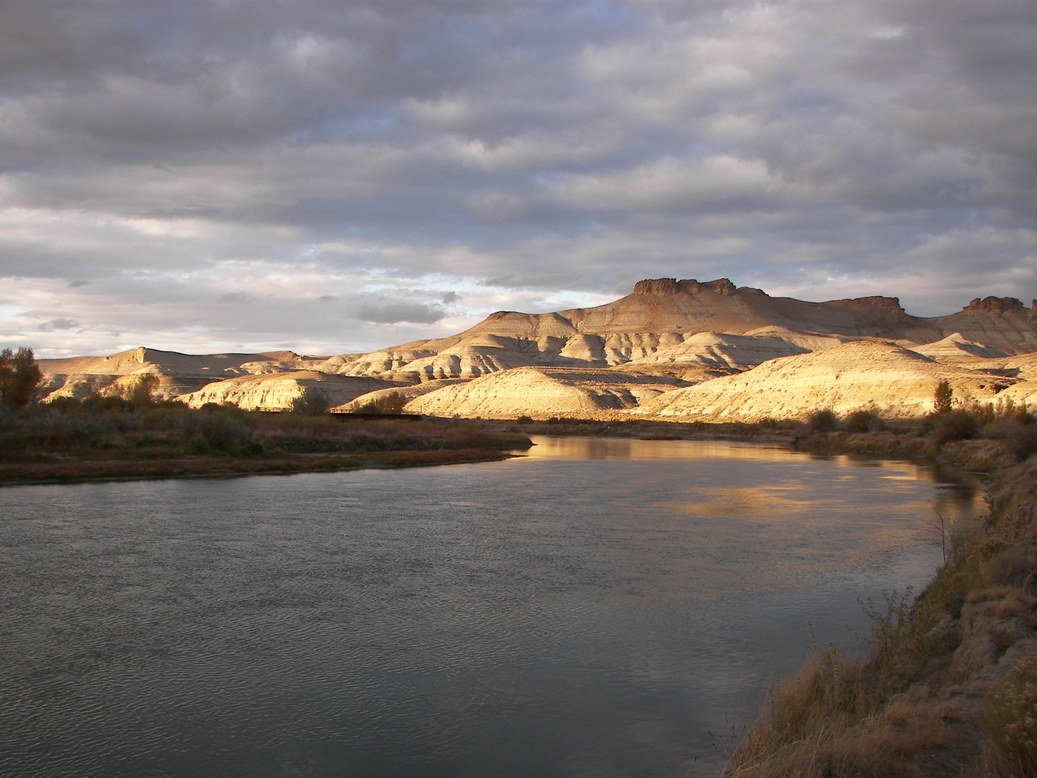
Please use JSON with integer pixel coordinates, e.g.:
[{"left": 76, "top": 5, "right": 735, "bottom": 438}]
[{"left": 0, "top": 437, "right": 980, "bottom": 777}]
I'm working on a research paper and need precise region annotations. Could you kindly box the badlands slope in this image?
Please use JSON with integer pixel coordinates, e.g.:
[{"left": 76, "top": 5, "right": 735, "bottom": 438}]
[
  {"left": 635, "top": 341, "right": 1018, "bottom": 422},
  {"left": 37, "top": 346, "right": 332, "bottom": 401},
  {"left": 35, "top": 279, "right": 1037, "bottom": 419},
  {"left": 407, "top": 367, "right": 686, "bottom": 418}
]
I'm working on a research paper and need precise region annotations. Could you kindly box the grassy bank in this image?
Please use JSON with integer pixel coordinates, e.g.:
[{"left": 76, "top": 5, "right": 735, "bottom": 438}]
[
  {"left": 723, "top": 430, "right": 1037, "bottom": 777},
  {"left": 0, "top": 401, "right": 531, "bottom": 485}
]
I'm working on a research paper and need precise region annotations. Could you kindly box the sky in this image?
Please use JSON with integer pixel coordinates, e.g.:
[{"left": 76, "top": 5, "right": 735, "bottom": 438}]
[{"left": 2, "top": 0, "right": 1036, "bottom": 359}]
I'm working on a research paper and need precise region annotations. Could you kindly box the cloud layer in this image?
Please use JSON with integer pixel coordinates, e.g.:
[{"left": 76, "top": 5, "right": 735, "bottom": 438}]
[{"left": 2, "top": 0, "right": 1035, "bottom": 357}]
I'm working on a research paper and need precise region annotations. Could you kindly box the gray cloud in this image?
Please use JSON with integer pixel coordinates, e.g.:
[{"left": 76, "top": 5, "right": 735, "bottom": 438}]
[
  {"left": 38, "top": 318, "right": 80, "bottom": 332},
  {"left": 351, "top": 295, "right": 445, "bottom": 325},
  {"left": 1, "top": 0, "right": 1034, "bottom": 357}
]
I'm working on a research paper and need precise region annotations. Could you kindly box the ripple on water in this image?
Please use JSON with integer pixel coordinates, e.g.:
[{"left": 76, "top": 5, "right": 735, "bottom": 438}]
[{"left": 0, "top": 438, "right": 980, "bottom": 777}]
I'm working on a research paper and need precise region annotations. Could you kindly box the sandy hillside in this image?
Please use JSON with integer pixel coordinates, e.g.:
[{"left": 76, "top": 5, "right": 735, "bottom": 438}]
[
  {"left": 406, "top": 366, "right": 688, "bottom": 418},
  {"left": 177, "top": 371, "right": 398, "bottom": 411},
  {"left": 635, "top": 341, "right": 1019, "bottom": 422},
  {"left": 38, "top": 347, "right": 328, "bottom": 401}
]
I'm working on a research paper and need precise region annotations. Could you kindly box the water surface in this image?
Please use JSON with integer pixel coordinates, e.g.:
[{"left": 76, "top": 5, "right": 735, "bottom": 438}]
[{"left": 0, "top": 436, "right": 980, "bottom": 776}]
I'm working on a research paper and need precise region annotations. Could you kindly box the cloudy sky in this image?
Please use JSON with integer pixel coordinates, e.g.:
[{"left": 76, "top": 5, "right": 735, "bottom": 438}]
[{"left": 2, "top": 0, "right": 1035, "bottom": 358}]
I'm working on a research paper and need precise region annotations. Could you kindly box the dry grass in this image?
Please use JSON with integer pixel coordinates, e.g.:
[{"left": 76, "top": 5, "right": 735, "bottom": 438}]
[
  {"left": 725, "top": 649, "right": 966, "bottom": 778},
  {"left": 980, "top": 654, "right": 1037, "bottom": 777},
  {"left": 724, "top": 646, "right": 875, "bottom": 778}
]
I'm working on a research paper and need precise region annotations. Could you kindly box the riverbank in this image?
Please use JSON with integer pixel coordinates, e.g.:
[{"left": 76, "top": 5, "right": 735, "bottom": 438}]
[
  {"left": 722, "top": 435, "right": 1037, "bottom": 778},
  {"left": 0, "top": 404, "right": 531, "bottom": 486}
]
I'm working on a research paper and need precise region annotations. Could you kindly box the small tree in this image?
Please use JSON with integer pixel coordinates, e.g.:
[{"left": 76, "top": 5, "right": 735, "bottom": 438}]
[
  {"left": 290, "top": 387, "right": 330, "bottom": 415},
  {"left": 356, "top": 391, "right": 407, "bottom": 414},
  {"left": 0, "top": 347, "right": 43, "bottom": 408},
  {"left": 933, "top": 379, "right": 953, "bottom": 414},
  {"left": 125, "top": 373, "right": 160, "bottom": 407}
]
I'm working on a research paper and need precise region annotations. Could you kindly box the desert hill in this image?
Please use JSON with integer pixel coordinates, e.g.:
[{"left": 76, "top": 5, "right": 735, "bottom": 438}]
[
  {"left": 635, "top": 341, "right": 1018, "bottom": 422},
  {"left": 34, "top": 279, "right": 1037, "bottom": 419},
  {"left": 176, "top": 371, "right": 395, "bottom": 411},
  {"left": 404, "top": 367, "right": 687, "bottom": 418},
  {"left": 37, "top": 346, "right": 331, "bottom": 401}
]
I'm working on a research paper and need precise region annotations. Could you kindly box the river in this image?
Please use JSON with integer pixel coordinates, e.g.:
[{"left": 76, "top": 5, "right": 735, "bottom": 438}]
[{"left": 0, "top": 436, "right": 981, "bottom": 777}]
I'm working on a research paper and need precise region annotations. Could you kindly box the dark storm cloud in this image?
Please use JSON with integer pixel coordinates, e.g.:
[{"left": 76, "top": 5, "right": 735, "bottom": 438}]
[{"left": 1, "top": 0, "right": 1034, "bottom": 356}]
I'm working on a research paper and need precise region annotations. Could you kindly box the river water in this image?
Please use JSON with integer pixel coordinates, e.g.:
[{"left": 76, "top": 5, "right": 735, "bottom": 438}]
[{"left": 0, "top": 436, "right": 981, "bottom": 777}]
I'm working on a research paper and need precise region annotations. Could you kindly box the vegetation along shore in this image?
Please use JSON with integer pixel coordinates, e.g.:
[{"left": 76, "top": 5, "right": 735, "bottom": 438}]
[{"left": 0, "top": 395, "right": 529, "bottom": 489}]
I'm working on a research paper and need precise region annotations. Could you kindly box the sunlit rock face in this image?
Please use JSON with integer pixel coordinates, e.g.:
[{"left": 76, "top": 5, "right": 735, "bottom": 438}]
[
  {"left": 34, "top": 280, "right": 1037, "bottom": 420},
  {"left": 635, "top": 341, "right": 1019, "bottom": 422},
  {"left": 406, "top": 366, "right": 687, "bottom": 419},
  {"left": 333, "top": 379, "right": 468, "bottom": 413},
  {"left": 37, "top": 348, "right": 329, "bottom": 401},
  {"left": 324, "top": 279, "right": 1037, "bottom": 383},
  {"left": 176, "top": 371, "right": 396, "bottom": 411}
]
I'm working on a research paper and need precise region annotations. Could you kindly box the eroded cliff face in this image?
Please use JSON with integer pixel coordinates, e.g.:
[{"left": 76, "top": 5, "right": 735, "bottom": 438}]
[
  {"left": 35, "top": 279, "right": 1037, "bottom": 418},
  {"left": 37, "top": 348, "right": 330, "bottom": 402},
  {"left": 320, "top": 279, "right": 964, "bottom": 383},
  {"left": 933, "top": 297, "right": 1037, "bottom": 355},
  {"left": 176, "top": 371, "right": 396, "bottom": 411}
]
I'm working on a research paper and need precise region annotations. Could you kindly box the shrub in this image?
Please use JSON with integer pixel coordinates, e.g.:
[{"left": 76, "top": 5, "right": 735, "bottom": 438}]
[
  {"left": 806, "top": 408, "right": 840, "bottom": 433},
  {"left": 354, "top": 391, "right": 407, "bottom": 414},
  {"left": 844, "top": 409, "right": 884, "bottom": 433},
  {"left": 927, "top": 408, "right": 979, "bottom": 445},
  {"left": 178, "top": 412, "right": 253, "bottom": 454},
  {"left": 290, "top": 388, "right": 331, "bottom": 415},
  {"left": 855, "top": 588, "right": 931, "bottom": 680},
  {"left": 184, "top": 433, "right": 212, "bottom": 455}
]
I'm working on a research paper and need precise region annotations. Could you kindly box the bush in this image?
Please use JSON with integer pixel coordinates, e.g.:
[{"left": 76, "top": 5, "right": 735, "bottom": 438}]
[
  {"left": 805, "top": 408, "right": 840, "bottom": 433},
  {"left": 844, "top": 409, "right": 884, "bottom": 433},
  {"left": 290, "top": 388, "right": 331, "bottom": 415},
  {"left": 927, "top": 409, "right": 979, "bottom": 445},
  {"left": 354, "top": 391, "right": 407, "bottom": 414},
  {"left": 178, "top": 412, "right": 253, "bottom": 454}
]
